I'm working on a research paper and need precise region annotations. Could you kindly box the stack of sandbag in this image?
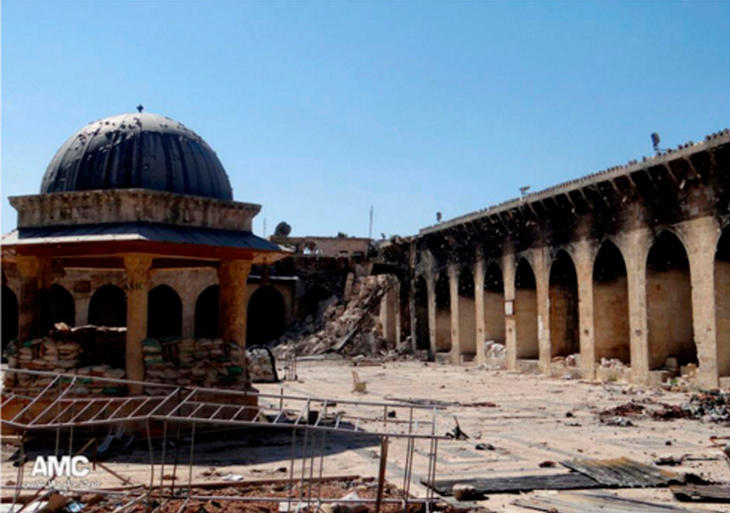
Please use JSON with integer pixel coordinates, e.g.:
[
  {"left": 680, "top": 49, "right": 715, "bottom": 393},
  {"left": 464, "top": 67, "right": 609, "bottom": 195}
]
[
  {"left": 2, "top": 338, "right": 82, "bottom": 394},
  {"left": 70, "top": 365, "right": 127, "bottom": 395},
  {"left": 142, "top": 338, "right": 249, "bottom": 393}
]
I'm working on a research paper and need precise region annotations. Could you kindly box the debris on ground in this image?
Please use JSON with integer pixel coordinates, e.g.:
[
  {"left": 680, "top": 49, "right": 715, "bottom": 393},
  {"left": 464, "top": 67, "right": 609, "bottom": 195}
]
[
  {"left": 445, "top": 417, "right": 469, "bottom": 440},
  {"left": 247, "top": 345, "right": 279, "bottom": 382},
  {"left": 596, "top": 390, "right": 730, "bottom": 424},
  {"left": 453, "top": 483, "right": 485, "bottom": 501},
  {"left": 651, "top": 390, "right": 730, "bottom": 423},
  {"left": 273, "top": 275, "right": 400, "bottom": 359}
]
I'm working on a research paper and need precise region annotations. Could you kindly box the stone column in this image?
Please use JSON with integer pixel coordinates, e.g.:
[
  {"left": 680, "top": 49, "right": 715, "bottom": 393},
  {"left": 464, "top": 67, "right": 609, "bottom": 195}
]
[
  {"left": 425, "top": 273, "right": 437, "bottom": 360},
  {"left": 618, "top": 228, "right": 651, "bottom": 384},
  {"left": 474, "top": 255, "right": 486, "bottom": 366},
  {"left": 448, "top": 264, "right": 461, "bottom": 365},
  {"left": 218, "top": 259, "right": 253, "bottom": 348},
  {"left": 682, "top": 216, "right": 720, "bottom": 388},
  {"left": 574, "top": 240, "right": 596, "bottom": 380},
  {"left": 181, "top": 288, "right": 197, "bottom": 340},
  {"left": 408, "top": 278, "right": 418, "bottom": 354},
  {"left": 124, "top": 255, "right": 152, "bottom": 393},
  {"left": 16, "top": 256, "right": 41, "bottom": 342},
  {"left": 533, "top": 248, "right": 551, "bottom": 375},
  {"left": 502, "top": 252, "right": 517, "bottom": 371}
]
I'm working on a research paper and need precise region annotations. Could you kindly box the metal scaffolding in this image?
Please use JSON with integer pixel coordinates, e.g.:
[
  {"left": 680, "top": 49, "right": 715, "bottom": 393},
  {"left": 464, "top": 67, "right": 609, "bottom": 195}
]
[{"left": 2, "top": 368, "right": 447, "bottom": 513}]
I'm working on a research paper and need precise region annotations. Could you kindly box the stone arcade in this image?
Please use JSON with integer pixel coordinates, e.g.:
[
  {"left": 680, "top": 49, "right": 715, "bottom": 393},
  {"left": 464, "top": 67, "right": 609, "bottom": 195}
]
[{"left": 392, "top": 129, "right": 730, "bottom": 388}]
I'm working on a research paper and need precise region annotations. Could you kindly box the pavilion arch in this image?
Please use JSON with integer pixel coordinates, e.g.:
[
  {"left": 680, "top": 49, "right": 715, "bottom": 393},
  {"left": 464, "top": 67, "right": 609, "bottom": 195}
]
[
  {"left": 195, "top": 285, "right": 219, "bottom": 339},
  {"left": 42, "top": 284, "right": 75, "bottom": 333},
  {"left": 715, "top": 227, "right": 730, "bottom": 377},
  {"left": 646, "top": 230, "right": 696, "bottom": 370},
  {"left": 483, "top": 261, "right": 505, "bottom": 345},
  {"left": 549, "top": 250, "right": 579, "bottom": 357},
  {"left": 148, "top": 285, "right": 183, "bottom": 338},
  {"left": 434, "top": 270, "right": 451, "bottom": 352},
  {"left": 88, "top": 284, "right": 127, "bottom": 327},
  {"left": 247, "top": 285, "right": 287, "bottom": 344},
  {"left": 2, "top": 285, "right": 18, "bottom": 349},
  {"left": 593, "top": 240, "right": 630, "bottom": 364},
  {"left": 514, "top": 258, "right": 538, "bottom": 359},
  {"left": 414, "top": 276, "right": 429, "bottom": 350},
  {"left": 458, "top": 265, "right": 476, "bottom": 356}
]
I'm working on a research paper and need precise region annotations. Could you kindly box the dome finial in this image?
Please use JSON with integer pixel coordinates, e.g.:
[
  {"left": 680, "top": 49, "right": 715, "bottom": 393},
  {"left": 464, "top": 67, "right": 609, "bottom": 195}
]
[{"left": 136, "top": 104, "right": 144, "bottom": 113}]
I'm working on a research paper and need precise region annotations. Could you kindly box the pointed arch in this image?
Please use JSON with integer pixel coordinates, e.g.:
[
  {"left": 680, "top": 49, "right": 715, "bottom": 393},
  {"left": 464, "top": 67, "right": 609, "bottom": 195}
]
[
  {"left": 549, "top": 250, "right": 579, "bottom": 357},
  {"left": 88, "top": 285, "right": 126, "bottom": 327},
  {"left": 593, "top": 240, "right": 630, "bottom": 364},
  {"left": 195, "top": 285, "right": 219, "bottom": 339},
  {"left": 515, "top": 258, "right": 538, "bottom": 358},
  {"left": 148, "top": 285, "right": 182, "bottom": 338},
  {"left": 646, "top": 230, "right": 695, "bottom": 370}
]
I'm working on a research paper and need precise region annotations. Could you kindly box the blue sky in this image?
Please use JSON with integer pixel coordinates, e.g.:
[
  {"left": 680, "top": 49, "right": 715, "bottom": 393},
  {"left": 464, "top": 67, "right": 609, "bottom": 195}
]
[{"left": 2, "top": 1, "right": 729, "bottom": 238}]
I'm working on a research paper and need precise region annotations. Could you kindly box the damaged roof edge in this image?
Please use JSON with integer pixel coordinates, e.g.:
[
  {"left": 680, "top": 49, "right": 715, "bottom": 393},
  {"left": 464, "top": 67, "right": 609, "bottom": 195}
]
[{"left": 419, "top": 128, "right": 730, "bottom": 236}]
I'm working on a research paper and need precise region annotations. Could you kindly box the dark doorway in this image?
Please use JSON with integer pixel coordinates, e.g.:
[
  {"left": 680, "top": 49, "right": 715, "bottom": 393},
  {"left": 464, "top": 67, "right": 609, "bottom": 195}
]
[
  {"left": 247, "top": 286, "right": 286, "bottom": 344},
  {"left": 414, "top": 276, "right": 429, "bottom": 350},
  {"left": 458, "top": 266, "right": 476, "bottom": 355},
  {"left": 2, "top": 286, "right": 18, "bottom": 349},
  {"left": 195, "top": 285, "right": 220, "bottom": 339},
  {"left": 88, "top": 284, "right": 127, "bottom": 327},
  {"left": 515, "top": 258, "right": 538, "bottom": 358},
  {"left": 41, "top": 284, "right": 75, "bottom": 333},
  {"left": 435, "top": 271, "right": 451, "bottom": 352},
  {"left": 484, "top": 262, "right": 505, "bottom": 345},
  {"left": 549, "top": 251, "right": 579, "bottom": 357},
  {"left": 148, "top": 285, "right": 183, "bottom": 338}
]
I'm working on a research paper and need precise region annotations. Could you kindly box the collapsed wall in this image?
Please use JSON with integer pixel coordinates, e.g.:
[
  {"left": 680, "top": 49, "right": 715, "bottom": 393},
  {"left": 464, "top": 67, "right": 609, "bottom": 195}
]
[{"left": 273, "top": 274, "right": 401, "bottom": 359}]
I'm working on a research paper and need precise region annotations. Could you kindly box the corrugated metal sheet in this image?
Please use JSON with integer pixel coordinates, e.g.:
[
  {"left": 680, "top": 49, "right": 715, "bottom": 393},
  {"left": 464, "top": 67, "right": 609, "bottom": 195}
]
[
  {"left": 561, "top": 457, "right": 680, "bottom": 488},
  {"left": 423, "top": 458, "right": 682, "bottom": 497},
  {"left": 4, "top": 223, "right": 285, "bottom": 252}
]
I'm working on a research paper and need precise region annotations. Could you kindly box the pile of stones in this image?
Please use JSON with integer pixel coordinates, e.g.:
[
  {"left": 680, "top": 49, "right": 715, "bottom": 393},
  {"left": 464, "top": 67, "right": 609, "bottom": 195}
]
[{"left": 274, "top": 274, "right": 398, "bottom": 359}]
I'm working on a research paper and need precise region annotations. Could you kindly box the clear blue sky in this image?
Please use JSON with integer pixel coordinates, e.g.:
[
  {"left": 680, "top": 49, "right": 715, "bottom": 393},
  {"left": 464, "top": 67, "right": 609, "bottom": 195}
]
[{"left": 2, "top": 1, "right": 729, "bottom": 238}]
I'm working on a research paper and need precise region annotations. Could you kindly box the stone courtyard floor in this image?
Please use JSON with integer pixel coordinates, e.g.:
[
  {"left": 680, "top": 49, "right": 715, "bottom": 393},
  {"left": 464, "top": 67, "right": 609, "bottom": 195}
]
[{"left": 2, "top": 359, "right": 728, "bottom": 512}]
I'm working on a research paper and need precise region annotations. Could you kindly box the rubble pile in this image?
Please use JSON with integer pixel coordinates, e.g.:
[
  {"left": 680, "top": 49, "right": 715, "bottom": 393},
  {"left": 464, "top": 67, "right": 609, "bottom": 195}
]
[
  {"left": 597, "top": 357, "right": 630, "bottom": 382},
  {"left": 651, "top": 390, "right": 729, "bottom": 423},
  {"left": 143, "top": 338, "right": 248, "bottom": 394},
  {"left": 597, "top": 390, "right": 730, "bottom": 424},
  {"left": 274, "top": 274, "right": 398, "bottom": 359},
  {"left": 479, "top": 340, "right": 506, "bottom": 370}
]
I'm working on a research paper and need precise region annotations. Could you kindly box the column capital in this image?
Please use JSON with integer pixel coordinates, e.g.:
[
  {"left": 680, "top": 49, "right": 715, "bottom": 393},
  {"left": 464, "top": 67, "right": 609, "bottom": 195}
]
[
  {"left": 16, "top": 256, "right": 40, "bottom": 279},
  {"left": 124, "top": 254, "right": 153, "bottom": 286},
  {"left": 218, "top": 259, "right": 253, "bottom": 281}
]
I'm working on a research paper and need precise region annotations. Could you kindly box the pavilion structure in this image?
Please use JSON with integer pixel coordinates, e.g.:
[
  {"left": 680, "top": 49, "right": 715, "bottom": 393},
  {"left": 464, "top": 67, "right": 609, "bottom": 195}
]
[{"left": 2, "top": 111, "right": 288, "bottom": 393}]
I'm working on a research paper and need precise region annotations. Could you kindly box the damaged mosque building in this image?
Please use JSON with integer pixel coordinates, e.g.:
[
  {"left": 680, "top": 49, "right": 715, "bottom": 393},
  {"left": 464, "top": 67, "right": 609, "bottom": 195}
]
[{"left": 1, "top": 109, "right": 730, "bottom": 393}]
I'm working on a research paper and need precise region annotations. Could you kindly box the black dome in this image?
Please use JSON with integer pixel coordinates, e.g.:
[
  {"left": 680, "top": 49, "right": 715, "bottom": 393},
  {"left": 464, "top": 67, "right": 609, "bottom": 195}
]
[{"left": 40, "top": 112, "right": 233, "bottom": 200}]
